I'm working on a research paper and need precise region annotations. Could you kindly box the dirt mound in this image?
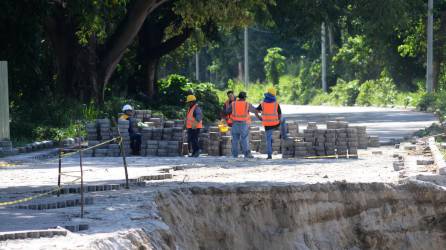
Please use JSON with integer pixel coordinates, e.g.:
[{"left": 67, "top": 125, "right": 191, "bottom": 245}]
[{"left": 154, "top": 182, "right": 446, "bottom": 250}]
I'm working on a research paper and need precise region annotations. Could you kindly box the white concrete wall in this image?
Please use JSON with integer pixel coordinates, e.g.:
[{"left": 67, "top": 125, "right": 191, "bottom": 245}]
[{"left": 0, "top": 61, "right": 10, "bottom": 140}]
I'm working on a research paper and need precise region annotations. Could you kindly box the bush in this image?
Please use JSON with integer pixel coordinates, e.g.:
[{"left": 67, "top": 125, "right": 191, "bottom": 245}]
[
  {"left": 264, "top": 47, "right": 286, "bottom": 85},
  {"left": 416, "top": 93, "right": 436, "bottom": 111},
  {"left": 356, "top": 74, "right": 397, "bottom": 106},
  {"left": 157, "top": 74, "right": 221, "bottom": 123},
  {"left": 329, "top": 79, "right": 360, "bottom": 106}
]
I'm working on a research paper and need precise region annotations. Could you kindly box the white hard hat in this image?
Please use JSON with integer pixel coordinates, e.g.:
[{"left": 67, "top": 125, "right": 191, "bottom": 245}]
[{"left": 122, "top": 104, "right": 133, "bottom": 112}]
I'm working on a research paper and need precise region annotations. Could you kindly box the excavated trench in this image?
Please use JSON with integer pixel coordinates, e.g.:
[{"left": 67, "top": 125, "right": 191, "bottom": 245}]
[{"left": 150, "top": 182, "right": 446, "bottom": 250}]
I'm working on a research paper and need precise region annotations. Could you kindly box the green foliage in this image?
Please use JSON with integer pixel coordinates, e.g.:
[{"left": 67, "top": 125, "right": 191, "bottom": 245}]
[
  {"left": 416, "top": 93, "right": 436, "bottom": 111},
  {"left": 157, "top": 74, "right": 221, "bottom": 122},
  {"left": 332, "top": 35, "right": 380, "bottom": 82},
  {"left": 264, "top": 47, "right": 286, "bottom": 85},
  {"left": 356, "top": 73, "right": 398, "bottom": 106},
  {"left": 309, "top": 79, "right": 359, "bottom": 106}
]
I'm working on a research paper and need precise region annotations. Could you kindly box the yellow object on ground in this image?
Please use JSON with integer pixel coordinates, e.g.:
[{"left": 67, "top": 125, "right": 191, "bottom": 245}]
[
  {"left": 218, "top": 120, "right": 229, "bottom": 133},
  {"left": 186, "top": 95, "right": 197, "bottom": 102}
]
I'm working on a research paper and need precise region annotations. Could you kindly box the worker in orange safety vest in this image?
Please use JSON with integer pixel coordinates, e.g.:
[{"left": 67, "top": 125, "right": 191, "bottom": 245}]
[
  {"left": 256, "top": 87, "right": 286, "bottom": 159},
  {"left": 221, "top": 90, "right": 235, "bottom": 127},
  {"left": 185, "top": 95, "right": 203, "bottom": 157},
  {"left": 224, "top": 91, "right": 261, "bottom": 158}
]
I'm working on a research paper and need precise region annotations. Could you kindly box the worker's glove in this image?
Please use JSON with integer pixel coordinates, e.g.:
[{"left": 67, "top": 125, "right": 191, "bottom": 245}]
[{"left": 192, "top": 121, "right": 198, "bottom": 129}]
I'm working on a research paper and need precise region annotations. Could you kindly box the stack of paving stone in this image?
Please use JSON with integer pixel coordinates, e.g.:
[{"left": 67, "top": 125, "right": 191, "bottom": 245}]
[
  {"left": 281, "top": 138, "right": 295, "bottom": 158},
  {"left": 220, "top": 136, "right": 232, "bottom": 156},
  {"left": 334, "top": 129, "right": 348, "bottom": 157},
  {"left": 303, "top": 127, "right": 317, "bottom": 156},
  {"left": 314, "top": 129, "right": 327, "bottom": 156},
  {"left": 107, "top": 143, "right": 121, "bottom": 157},
  {"left": 134, "top": 110, "right": 152, "bottom": 122},
  {"left": 172, "top": 127, "right": 184, "bottom": 141},
  {"left": 249, "top": 127, "right": 262, "bottom": 152},
  {"left": 140, "top": 128, "right": 153, "bottom": 142},
  {"left": 198, "top": 131, "right": 209, "bottom": 154},
  {"left": 145, "top": 140, "right": 158, "bottom": 156},
  {"left": 208, "top": 127, "right": 221, "bottom": 156},
  {"left": 97, "top": 119, "right": 112, "bottom": 141},
  {"left": 294, "top": 141, "right": 309, "bottom": 158},
  {"left": 162, "top": 128, "right": 173, "bottom": 140},
  {"left": 0, "top": 139, "right": 14, "bottom": 156},
  {"left": 347, "top": 128, "right": 359, "bottom": 157},
  {"left": 352, "top": 126, "right": 368, "bottom": 149},
  {"left": 286, "top": 121, "right": 299, "bottom": 138},
  {"left": 324, "top": 129, "right": 337, "bottom": 156},
  {"left": 307, "top": 122, "right": 318, "bottom": 130},
  {"left": 151, "top": 128, "right": 163, "bottom": 140},
  {"left": 174, "top": 120, "right": 184, "bottom": 128},
  {"left": 156, "top": 141, "right": 168, "bottom": 156},
  {"left": 86, "top": 122, "right": 98, "bottom": 141},
  {"left": 167, "top": 141, "right": 182, "bottom": 157},
  {"left": 117, "top": 119, "right": 131, "bottom": 152},
  {"left": 149, "top": 116, "right": 163, "bottom": 128},
  {"left": 368, "top": 136, "right": 380, "bottom": 147},
  {"left": 164, "top": 121, "right": 175, "bottom": 128}
]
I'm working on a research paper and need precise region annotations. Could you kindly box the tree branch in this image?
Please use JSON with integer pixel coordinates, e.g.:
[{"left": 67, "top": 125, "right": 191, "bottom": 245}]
[
  {"left": 150, "top": 28, "right": 192, "bottom": 58},
  {"left": 100, "top": 0, "right": 169, "bottom": 84}
]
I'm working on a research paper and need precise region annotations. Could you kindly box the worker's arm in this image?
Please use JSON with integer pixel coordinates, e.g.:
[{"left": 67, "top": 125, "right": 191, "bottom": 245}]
[
  {"left": 249, "top": 104, "right": 262, "bottom": 121},
  {"left": 278, "top": 104, "right": 282, "bottom": 119},
  {"left": 255, "top": 104, "right": 263, "bottom": 121},
  {"left": 194, "top": 107, "right": 203, "bottom": 122},
  {"left": 224, "top": 105, "right": 232, "bottom": 115}
]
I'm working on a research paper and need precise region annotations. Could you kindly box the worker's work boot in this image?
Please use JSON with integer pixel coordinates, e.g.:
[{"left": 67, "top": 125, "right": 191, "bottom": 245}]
[
  {"left": 245, "top": 153, "right": 254, "bottom": 159},
  {"left": 267, "top": 154, "right": 272, "bottom": 159},
  {"left": 192, "top": 152, "right": 200, "bottom": 158}
]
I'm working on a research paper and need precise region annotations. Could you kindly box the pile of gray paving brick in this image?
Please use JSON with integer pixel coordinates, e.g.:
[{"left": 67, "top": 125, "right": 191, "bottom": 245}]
[
  {"left": 2, "top": 137, "right": 85, "bottom": 156},
  {"left": 281, "top": 118, "right": 379, "bottom": 159},
  {"left": 0, "top": 139, "right": 15, "bottom": 156},
  {"left": 85, "top": 110, "right": 186, "bottom": 157}
]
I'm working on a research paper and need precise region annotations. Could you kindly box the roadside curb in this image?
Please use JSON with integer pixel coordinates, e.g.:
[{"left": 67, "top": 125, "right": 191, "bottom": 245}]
[
  {"left": 427, "top": 137, "right": 446, "bottom": 175},
  {"left": 0, "top": 228, "right": 68, "bottom": 241}
]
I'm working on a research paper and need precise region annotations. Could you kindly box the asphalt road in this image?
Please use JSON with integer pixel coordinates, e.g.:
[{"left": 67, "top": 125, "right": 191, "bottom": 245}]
[{"left": 279, "top": 105, "right": 438, "bottom": 143}]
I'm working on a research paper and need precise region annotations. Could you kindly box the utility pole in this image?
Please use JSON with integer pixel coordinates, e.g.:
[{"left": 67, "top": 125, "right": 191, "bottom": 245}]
[
  {"left": 427, "top": 0, "right": 434, "bottom": 93},
  {"left": 0, "top": 61, "right": 10, "bottom": 140},
  {"left": 244, "top": 27, "right": 249, "bottom": 87},
  {"left": 195, "top": 52, "right": 200, "bottom": 82},
  {"left": 321, "top": 22, "right": 328, "bottom": 92}
]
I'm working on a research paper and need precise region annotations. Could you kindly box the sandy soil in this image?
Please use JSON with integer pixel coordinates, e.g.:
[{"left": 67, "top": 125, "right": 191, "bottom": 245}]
[{"left": 0, "top": 142, "right": 445, "bottom": 249}]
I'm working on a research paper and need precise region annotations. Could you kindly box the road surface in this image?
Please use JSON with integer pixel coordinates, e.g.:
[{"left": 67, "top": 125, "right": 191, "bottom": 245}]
[{"left": 279, "top": 105, "right": 438, "bottom": 143}]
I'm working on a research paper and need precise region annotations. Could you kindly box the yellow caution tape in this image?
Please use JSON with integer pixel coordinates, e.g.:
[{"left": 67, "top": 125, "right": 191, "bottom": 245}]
[
  {"left": 0, "top": 186, "right": 61, "bottom": 206},
  {"left": 0, "top": 162, "right": 16, "bottom": 167},
  {"left": 0, "top": 177, "right": 80, "bottom": 207}
]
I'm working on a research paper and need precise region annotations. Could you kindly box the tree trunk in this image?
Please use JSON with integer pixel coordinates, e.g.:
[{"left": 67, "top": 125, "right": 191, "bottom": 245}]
[
  {"left": 45, "top": 0, "right": 169, "bottom": 104},
  {"left": 146, "top": 57, "right": 159, "bottom": 99}
]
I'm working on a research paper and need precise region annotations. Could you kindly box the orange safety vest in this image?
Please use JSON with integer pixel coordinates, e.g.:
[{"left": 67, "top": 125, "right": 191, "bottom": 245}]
[
  {"left": 231, "top": 100, "right": 251, "bottom": 123},
  {"left": 261, "top": 101, "right": 280, "bottom": 127},
  {"left": 186, "top": 104, "right": 203, "bottom": 129},
  {"left": 224, "top": 100, "right": 233, "bottom": 126}
]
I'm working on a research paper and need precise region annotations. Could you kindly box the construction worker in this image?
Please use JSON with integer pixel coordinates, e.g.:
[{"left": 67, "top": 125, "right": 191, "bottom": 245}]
[
  {"left": 257, "top": 87, "right": 284, "bottom": 159},
  {"left": 185, "top": 94, "right": 203, "bottom": 157},
  {"left": 221, "top": 90, "right": 235, "bottom": 127},
  {"left": 119, "top": 104, "right": 142, "bottom": 155},
  {"left": 225, "top": 91, "right": 260, "bottom": 158}
]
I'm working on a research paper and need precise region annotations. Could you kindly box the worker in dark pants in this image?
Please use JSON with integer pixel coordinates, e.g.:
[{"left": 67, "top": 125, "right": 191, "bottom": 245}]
[
  {"left": 119, "top": 104, "right": 142, "bottom": 155},
  {"left": 185, "top": 95, "right": 203, "bottom": 157}
]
